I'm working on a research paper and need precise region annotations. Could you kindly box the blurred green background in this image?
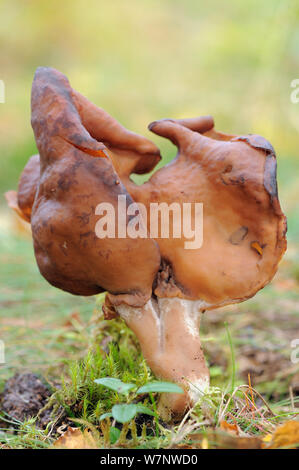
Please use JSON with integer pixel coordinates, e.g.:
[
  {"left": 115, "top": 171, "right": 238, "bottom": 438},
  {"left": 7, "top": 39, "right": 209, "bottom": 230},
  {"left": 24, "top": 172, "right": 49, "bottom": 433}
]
[
  {"left": 0, "top": 0, "right": 299, "bottom": 408},
  {"left": 0, "top": 0, "right": 299, "bottom": 240}
]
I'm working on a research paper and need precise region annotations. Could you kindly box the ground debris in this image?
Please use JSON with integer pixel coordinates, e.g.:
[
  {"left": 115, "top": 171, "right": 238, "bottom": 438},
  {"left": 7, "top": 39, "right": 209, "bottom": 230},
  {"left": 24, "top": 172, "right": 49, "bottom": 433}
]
[
  {"left": 263, "top": 420, "right": 299, "bottom": 449},
  {"left": 52, "top": 426, "right": 98, "bottom": 449},
  {"left": 0, "top": 372, "right": 64, "bottom": 430},
  {"left": 238, "top": 345, "right": 290, "bottom": 382}
]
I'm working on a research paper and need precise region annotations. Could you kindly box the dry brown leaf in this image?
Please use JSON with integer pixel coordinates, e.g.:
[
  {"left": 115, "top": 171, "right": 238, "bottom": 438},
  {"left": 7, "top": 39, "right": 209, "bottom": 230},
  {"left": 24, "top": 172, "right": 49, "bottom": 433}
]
[
  {"left": 190, "top": 431, "right": 262, "bottom": 449},
  {"left": 220, "top": 420, "right": 240, "bottom": 436},
  {"left": 263, "top": 421, "right": 299, "bottom": 449},
  {"left": 52, "top": 426, "right": 98, "bottom": 449},
  {"left": 209, "top": 431, "right": 262, "bottom": 449},
  {"left": 173, "top": 443, "right": 194, "bottom": 449}
]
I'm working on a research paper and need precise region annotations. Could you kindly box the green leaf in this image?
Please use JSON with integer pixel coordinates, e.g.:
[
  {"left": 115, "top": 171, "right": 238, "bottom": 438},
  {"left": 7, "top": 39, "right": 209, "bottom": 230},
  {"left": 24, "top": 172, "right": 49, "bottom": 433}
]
[
  {"left": 109, "top": 427, "right": 121, "bottom": 444},
  {"left": 137, "top": 381, "right": 184, "bottom": 394},
  {"left": 112, "top": 404, "right": 137, "bottom": 423},
  {"left": 94, "top": 377, "right": 135, "bottom": 395},
  {"left": 98, "top": 412, "right": 113, "bottom": 421},
  {"left": 135, "top": 404, "right": 156, "bottom": 416}
]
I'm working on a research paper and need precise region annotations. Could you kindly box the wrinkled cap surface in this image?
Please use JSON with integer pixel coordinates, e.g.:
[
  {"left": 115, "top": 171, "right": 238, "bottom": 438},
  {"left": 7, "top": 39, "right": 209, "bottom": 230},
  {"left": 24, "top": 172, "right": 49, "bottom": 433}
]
[
  {"left": 5, "top": 154, "right": 40, "bottom": 223},
  {"left": 9, "top": 67, "right": 287, "bottom": 313},
  {"left": 27, "top": 67, "right": 161, "bottom": 304},
  {"left": 125, "top": 118, "right": 287, "bottom": 308}
]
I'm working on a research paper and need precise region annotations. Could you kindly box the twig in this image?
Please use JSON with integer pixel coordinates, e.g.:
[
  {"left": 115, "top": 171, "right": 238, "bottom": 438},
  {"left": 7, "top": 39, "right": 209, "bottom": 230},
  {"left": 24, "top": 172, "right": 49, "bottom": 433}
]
[{"left": 289, "top": 386, "right": 295, "bottom": 412}]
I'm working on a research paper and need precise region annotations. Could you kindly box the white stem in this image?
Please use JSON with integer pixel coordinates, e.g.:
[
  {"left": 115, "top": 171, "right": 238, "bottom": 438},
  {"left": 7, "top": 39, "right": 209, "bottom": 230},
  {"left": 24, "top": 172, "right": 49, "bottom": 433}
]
[{"left": 115, "top": 297, "right": 210, "bottom": 420}]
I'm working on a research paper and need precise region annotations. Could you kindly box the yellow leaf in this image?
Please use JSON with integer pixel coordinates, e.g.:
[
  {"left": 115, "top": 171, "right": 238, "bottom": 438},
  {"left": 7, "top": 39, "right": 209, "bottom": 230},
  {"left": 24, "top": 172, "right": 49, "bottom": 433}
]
[
  {"left": 201, "top": 437, "right": 209, "bottom": 449},
  {"left": 52, "top": 426, "right": 98, "bottom": 449},
  {"left": 262, "top": 434, "right": 272, "bottom": 443},
  {"left": 264, "top": 421, "right": 299, "bottom": 449}
]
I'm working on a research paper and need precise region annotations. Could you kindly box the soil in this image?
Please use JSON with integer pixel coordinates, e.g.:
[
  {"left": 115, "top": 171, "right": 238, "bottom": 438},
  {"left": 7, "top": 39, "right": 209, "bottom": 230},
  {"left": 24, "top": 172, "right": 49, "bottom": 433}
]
[{"left": 0, "top": 372, "right": 64, "bottom": 430}]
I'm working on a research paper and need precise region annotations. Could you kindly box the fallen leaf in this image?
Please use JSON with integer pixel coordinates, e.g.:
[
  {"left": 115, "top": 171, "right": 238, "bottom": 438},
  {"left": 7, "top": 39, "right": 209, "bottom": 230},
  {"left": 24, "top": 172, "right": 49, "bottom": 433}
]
[
  {"left": 264, "top": 421, "right": 299, "bottom": 449},
  {"left": 190, "top": 431, "right": 262, "bottom": 449},
  {"left": 201, "top": 437, "right": 209, "bottom": 449},
  {"left": 174, "top": 444, "right": 194, "bottom": 449},
  {"left": 52, "top": 426, "right": 98, "bottom": 449},
  {"left": 220, "top": 420, "right": 240, "bottom": 436},
  {"left": 262, "top": 434, "right": 272, "bottom": 444}
]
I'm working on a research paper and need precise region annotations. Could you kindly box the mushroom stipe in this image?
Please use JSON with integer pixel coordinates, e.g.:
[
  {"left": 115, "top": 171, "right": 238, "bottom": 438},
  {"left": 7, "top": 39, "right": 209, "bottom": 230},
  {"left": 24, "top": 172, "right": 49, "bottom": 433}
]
[{"left": 5, "top": 67, "right": 287, "bottom": 420}]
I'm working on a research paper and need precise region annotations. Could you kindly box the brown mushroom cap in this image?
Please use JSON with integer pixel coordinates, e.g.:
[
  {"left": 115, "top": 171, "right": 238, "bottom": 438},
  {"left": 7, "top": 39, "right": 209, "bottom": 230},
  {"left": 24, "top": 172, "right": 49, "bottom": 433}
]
[
  {"left": 72, "top": 90, "right": 161, "bottom": 178},
  {"left": 7, "top": 67, "right": 287, "bottom": 313},
  {"left": 27, "top": 67, "right": 160, "bottom": 303},
  {"left": 125, "top": 118, "right": 287, "bottom": 308},
  {"left": 17, "top": 154, "right": 40, "bottom": 221},
  {"left": 5, "top": 154, "right": 40, "bottom": 222}
]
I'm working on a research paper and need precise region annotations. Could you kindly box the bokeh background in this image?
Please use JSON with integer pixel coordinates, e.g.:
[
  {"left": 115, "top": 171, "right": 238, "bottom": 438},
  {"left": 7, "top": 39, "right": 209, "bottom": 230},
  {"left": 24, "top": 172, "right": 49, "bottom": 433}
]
[
  {"left": 0, "top": 0, "right": 298, "bottom": 404},
  {"left": 1, "top": 0, "right": 299, "bottom": 236}
]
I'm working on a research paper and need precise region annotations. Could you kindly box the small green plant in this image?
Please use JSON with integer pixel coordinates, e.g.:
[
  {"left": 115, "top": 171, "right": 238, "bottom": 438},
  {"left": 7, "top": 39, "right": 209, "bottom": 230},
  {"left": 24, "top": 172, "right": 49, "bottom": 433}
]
[{"left": 95, "top": 377, "right": 183, "bottom": 439}]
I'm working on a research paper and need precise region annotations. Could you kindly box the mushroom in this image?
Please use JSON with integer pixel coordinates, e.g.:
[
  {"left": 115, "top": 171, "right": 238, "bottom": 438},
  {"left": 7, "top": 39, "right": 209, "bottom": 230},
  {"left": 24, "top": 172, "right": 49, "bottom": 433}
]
[
  {"left": 11, "top": 67, "right": 161, "bottom": 305},
  {"left": 113, "top": 118, "right": 287, "bottom": 418},
  {"left": 6, "top": 67, "right": 287, "bottom": 421},
  {"left": 5, "top": 154, "right": 40, "bottom": 222}
]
